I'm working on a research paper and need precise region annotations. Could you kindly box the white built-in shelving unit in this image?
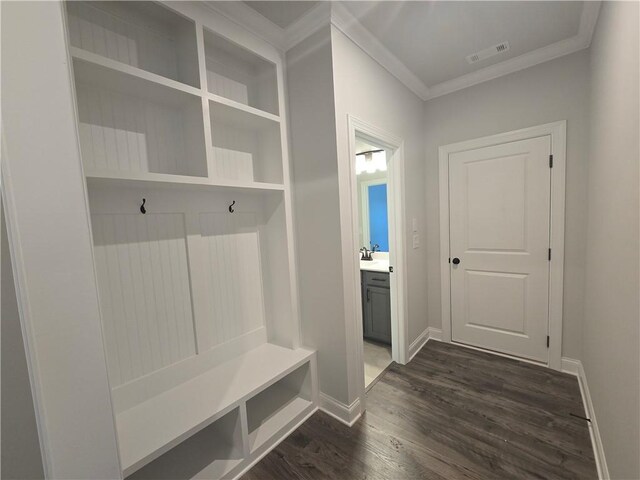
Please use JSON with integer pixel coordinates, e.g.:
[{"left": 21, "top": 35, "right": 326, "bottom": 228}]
[{"left": 64, "top": 1, "right": 317, "bottom": 478}]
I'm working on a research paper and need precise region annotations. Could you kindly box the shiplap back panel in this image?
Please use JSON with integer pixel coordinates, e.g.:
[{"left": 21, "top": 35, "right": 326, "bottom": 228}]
[
  {"left": 66, "top": 1, "right": 179, "bottom": 82},
  {"left": 206, "top": 67, "right": 249, "bottom": 106},
  {"left": 76, "top": 83, "right": 189, "bottom": 175},
  {"left": 91, "top": 212, "right": 196, "bottom": 387},
  {"left": 199, "top": 212, "right": 266, "bottom": 348},
  {"left": 210, "top": 122, "right": 256, "bottom": 182}
]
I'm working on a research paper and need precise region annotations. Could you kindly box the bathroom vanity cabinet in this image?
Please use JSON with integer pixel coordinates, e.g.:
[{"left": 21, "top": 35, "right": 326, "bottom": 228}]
[{"left": 361, "top": 271, "right": 392, "bottom": 344}]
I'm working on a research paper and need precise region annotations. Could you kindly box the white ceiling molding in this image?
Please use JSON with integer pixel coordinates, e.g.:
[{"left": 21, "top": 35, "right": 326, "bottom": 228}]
[
  {"left": 203, "top": 1, "right": 286, "bottom": 49},
  {"left": 204, "top": 1, "right": 601, "bottom": 102},
  {"left": 425, "top": 1, "right": 602, "bottom": 99},
  {"left": 328, "top": 2, "right": 430, "bottom": 100},
  {"left": 283, "top": 2, "right": 331, "bottom": 51}
]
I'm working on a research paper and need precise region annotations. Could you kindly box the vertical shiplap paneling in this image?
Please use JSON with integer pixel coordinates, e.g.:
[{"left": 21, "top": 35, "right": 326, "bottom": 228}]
[
  {"left": 210, "top": 123, "right": 255, "bottom": 182},
  {"left": 199, "top": 213, "right": 265, "bottom": 348},
  {"left": 92, "top": 213, "right": 196, "bottom": 387},
  {"left": 206, "top": 66, "right": 249, "bottom": 105},
  {"left": 76, "top": 83, "right": 187, "bottom": 175},
  {"left": 66, "top": 1, "right": 177, "bottom": 80}
]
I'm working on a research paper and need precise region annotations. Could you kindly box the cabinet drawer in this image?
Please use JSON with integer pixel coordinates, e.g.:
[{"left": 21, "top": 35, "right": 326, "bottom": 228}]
[{"left": 363, "top": 271, "right": 390, "bottom": 288}]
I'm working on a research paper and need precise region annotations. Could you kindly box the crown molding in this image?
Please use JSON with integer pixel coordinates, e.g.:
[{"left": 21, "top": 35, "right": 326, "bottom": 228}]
[
  {"left": 203, "top": 1, "right": 601, "bottom": 102},
  {"left": 284, "top": 2, "right": 331, "bottom": 50},
  {"left": 202, "top": 1, "right": 286, "bottom": 50},
  {"left": 328, "top": 2, "right": 429, "bottom": 100},
  {"left": 425, "top": 1, "right": 602, "bottom": 100}
]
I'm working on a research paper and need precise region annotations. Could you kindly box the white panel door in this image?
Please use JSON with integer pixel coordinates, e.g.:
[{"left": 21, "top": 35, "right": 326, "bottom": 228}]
[{"left": 449, "top": 136, "right": 551, "bottom": 362}]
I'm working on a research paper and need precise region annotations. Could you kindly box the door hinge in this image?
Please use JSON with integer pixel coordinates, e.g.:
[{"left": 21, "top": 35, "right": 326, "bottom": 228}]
[
  {"left": 547, "top": 336, "right": 550, "bottom": 348},
  {"left": 366, "top": 289, "right": 370, "bottom": 302},
  {"left": 549, "top": 154, "right": 553, "bottom": 168},
  {"left": 448, "top": 257, "right": 451, "bottom": 264},
  {"left": 548, "top": 248, "right": 551, "bottom": 261}
]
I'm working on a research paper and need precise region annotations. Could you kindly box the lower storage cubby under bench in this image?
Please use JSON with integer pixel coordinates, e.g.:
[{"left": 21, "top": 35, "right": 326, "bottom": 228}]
[{"left": 118, "top": 344, "right": 316, "bottom": 478}]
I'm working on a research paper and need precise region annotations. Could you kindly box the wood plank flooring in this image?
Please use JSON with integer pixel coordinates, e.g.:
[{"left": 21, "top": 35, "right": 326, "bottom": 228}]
[{"left": 243, "top": 341, "right": 597, "bottom": 480}]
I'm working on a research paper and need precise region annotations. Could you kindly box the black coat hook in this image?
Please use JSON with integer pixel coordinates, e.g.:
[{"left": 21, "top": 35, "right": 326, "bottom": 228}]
[
  {"left": 140, "top": 198, "right": 146, "bottom": 214},
  {"left": 228, "top": 200, "right": 236, "bottom": 213}
]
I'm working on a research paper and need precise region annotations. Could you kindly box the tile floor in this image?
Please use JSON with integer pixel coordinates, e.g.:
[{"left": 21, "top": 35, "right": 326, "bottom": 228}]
[{"left": 363, "top": 339, "right": 392, "bottom": 388}]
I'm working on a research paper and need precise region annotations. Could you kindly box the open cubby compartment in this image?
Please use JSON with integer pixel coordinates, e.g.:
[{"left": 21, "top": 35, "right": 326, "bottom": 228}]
[
  {"left": 86, "top": 184, "right": 303, "bottom": 474},
  {"left": 65, "top": 1, "right": 200, "bottom": 88},
  {"left": 86, "top": 185, "right": 296, "bottom": 396},
  {"left": 246, "top": 362, "right": 313, "bottom": 453},
  {"left": 204, "top": 28, "right": 279, "bottom": 115},
  {"left": 209, "top": 100, "right": 283, "bottom": 184},
  {"left": 125, "top": 406, "right": 244, "bottom": 480},
  {"left": 73, "top": 57, "right": 207, "bottom": 178}
]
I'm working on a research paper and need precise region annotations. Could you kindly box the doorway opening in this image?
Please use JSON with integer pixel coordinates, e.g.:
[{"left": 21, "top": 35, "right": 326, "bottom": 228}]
[
  {"left": 347, "top": 116, "right": 407, "bottom": 399},
  {"left": 355, "top": 139, "right": 393, "bottom": 389}
]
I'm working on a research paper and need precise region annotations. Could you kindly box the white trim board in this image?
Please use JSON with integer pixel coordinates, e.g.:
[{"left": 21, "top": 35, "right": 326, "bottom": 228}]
[
  {"left": 438, "top": 121, "right": 567, "bottom": 371},
  {"left": 408, "top": 327, "right": 443, "bottom": 363},
  {"left": 561, "top": 358, "right": 610, "bottom": 480},
  {"left": 318, "top": 393, "right": 362, "bottom": 427},
  {"left": 204, "top": 2, "right": 601, "bottom": 102}
]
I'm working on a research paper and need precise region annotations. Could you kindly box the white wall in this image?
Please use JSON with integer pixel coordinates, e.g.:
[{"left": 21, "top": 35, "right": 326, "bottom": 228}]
[
  {"left": 423, "top": 50, "right": 590, "bottom": 359},
  {"left": 287, "top": 25, "right": 428, "bottom": 408},
  {"left": 287, "top": 27, "right": 350, "bottom": 404},
  {"left": 1, "top": 205, "right": 44, "bottom": 479},
  {"left": 331, "top": 26, "right": 429, "bottom": 362},
  {"left": 583, "top": 2, "right": 639, "bottom": 478},
  {"left": 1, "top": 2, "right": 121, "bottom": 476}
]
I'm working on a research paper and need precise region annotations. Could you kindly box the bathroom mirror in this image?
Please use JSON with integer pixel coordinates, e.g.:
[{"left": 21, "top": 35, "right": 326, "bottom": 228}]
[{"left": 357, "top": 148, "right": 389, "bottom": 252}]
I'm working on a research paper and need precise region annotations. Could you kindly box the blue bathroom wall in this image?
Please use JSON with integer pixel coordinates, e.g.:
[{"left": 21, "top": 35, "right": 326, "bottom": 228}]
[{"left": 368, "top": 183, "right": 389, "bottom": 251}]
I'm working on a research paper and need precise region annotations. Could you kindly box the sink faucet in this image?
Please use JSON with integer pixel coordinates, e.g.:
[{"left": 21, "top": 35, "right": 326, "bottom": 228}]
[{"left": 360, "top": 244, "right": 379, "bottom": 261}]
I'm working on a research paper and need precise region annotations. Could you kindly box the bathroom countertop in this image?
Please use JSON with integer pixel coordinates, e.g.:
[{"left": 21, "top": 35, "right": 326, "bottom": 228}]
[{"left": 359, "top": 258, "right": 390, "bottom": 273}]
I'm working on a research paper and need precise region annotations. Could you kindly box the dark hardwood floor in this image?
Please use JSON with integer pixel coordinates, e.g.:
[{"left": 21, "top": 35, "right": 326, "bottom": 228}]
[{"left": 243, "top": 341, "right": 597, "bottom": 480}]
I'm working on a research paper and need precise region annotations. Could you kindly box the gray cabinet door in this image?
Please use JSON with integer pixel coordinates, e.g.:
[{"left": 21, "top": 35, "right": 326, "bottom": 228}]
[{"left": 364, "top": 285, "right": 392, "bottom": 344}]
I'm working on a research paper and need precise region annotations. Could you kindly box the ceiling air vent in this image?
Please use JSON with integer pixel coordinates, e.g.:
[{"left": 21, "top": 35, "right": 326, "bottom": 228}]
[{"left": 465, "top": 41, "right": 510, "bottom": 64}]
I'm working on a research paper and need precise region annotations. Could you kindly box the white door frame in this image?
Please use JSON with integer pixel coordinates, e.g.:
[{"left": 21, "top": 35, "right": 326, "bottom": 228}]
[
  {"left": 438, "top": 121, "right": 566, "bottom": 370},
  {"left": 346, "top": 116, "right": 408, "bottom": 400}
]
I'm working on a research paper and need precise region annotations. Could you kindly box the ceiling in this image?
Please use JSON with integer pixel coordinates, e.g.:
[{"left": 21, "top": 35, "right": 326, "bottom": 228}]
[
  {"left": 355, "top": 138, "right": 381, "bottom": 155},
  {"left": 210, "top": 1, "right": 600, "bottom": 100},
  {"left": 244, "top": 1, "right": 319, "bottom": 28},
  {"left": 341, "top": 1, "right": 584, "bottom": 87}
]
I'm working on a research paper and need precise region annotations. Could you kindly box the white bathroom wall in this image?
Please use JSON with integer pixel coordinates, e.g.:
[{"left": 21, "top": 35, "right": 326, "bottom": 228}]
[
  {"left": 583, "top": 2, "right": 639, "bottom": 477},
  {"left": 423, "top": 50, "right": 590, "bottom": 359}
]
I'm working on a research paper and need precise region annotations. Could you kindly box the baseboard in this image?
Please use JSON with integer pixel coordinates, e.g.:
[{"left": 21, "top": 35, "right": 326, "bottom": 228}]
[
  {"left": 427, "top": 327, "right": 443, "bottom": 341},
  {"left": 561, "top": 357, "right": 609, "bottom": 480},
  {"left": 407, "top": 327, "right": 443, "bottom": 363},
  {"left": 318, "top": 392, "right": 362, "bottom": 426},
  {"left": 408, "top": 328, "right": 429, "bottom": 362}
]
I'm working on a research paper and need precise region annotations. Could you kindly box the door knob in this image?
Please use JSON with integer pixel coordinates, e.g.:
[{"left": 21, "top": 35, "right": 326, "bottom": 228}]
[{"left": 452, "top": 257, "right": 460, "bottom": 265}]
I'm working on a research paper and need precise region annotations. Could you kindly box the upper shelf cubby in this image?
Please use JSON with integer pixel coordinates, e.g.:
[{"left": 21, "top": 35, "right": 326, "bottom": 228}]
[
  {"left": 204, "top": 28, "right": 279, "bottom": 116},
  {"left": 73, "top": 56, "right": 207, "bottom": 178},
  {"left": 65, "top": 1, "right": 200, "bottom": 89}
]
